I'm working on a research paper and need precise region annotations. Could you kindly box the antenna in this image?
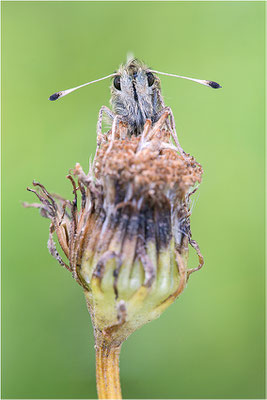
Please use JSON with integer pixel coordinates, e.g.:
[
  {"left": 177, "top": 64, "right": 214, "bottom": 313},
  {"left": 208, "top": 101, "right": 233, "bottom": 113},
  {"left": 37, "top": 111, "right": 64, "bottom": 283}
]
[
  {"left": 49, "top": 73, "right": 116, "bottom": 101},
  {"left": 150, "top": 70, "right": 222, "bottom": 89}
]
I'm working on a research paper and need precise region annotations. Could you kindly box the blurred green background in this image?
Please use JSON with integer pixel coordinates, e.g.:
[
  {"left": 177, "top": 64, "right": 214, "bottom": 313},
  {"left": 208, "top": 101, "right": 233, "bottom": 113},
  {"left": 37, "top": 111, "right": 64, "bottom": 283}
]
[{"left": 2, "top": 1, "right": 265, "bottom": 399}]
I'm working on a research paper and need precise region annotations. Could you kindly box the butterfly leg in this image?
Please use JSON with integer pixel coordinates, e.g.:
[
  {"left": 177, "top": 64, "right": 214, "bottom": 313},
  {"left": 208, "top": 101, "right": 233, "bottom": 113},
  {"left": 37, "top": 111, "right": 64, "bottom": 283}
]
[
  {"left": 156, "top": 106, "right": 188, "bottom": 158},
  {"left": 96, "top": 106, "right": 115, "bottom": 145}
]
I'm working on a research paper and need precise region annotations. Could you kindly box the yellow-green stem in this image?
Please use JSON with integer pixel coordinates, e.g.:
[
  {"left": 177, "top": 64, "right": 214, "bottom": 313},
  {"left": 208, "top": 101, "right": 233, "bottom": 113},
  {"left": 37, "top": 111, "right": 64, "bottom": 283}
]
[{"left": 95, "top": 342, "right": 122, "bottom": 399}]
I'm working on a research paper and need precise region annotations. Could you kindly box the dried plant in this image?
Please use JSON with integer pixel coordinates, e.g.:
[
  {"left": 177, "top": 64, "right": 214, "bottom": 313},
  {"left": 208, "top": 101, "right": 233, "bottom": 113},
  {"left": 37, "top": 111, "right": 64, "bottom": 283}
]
[{"left": 25, "top": 113, "right": 204, "bottom": 399}]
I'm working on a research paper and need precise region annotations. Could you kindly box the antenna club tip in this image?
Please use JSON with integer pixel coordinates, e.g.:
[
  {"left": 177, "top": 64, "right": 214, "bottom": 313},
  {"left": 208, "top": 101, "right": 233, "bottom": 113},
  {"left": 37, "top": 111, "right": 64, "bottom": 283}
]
[
  {"left": 49, "top": 92, "right": 61, "bottom": 101},
  {"left": 208, "top": 81, "right": 222, "bottom": 89}
]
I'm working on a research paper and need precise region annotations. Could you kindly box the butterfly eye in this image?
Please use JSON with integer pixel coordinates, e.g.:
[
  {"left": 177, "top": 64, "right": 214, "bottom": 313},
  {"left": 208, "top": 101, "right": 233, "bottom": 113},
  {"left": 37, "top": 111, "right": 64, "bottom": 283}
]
[
  {"left": 113, "top": 76, "right": 121, "bottom": 90},
  {"left": 146, "top": 72, "right": 155, "bottom": 87}
]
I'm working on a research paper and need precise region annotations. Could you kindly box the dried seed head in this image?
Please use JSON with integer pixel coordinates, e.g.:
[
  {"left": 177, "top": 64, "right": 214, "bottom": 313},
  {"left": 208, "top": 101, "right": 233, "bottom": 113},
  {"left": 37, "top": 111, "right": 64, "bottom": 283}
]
[{"left": 25, "top": 120, "right": 204, "bottom": 347}]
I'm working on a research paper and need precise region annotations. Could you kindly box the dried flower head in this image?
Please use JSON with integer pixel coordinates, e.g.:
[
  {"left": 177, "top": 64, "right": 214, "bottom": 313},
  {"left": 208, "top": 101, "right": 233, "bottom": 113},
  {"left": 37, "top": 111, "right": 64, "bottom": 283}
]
[{"left": 25, "top": 114, "right": 204, "bottom": 398}]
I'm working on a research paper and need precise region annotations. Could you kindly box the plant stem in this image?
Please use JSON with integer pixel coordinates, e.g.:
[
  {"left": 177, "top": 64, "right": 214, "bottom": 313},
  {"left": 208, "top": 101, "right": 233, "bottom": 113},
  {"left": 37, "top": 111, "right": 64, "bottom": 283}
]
[{"left": 95, "top": 342, "right": 122, "bottom": 399}]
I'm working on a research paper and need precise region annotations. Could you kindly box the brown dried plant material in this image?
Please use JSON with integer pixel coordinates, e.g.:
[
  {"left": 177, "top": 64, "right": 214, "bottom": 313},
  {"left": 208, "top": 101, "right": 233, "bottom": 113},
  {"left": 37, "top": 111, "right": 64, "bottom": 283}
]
[{"left": 25, "top": 117, "right": 204, "bottom": 399}]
